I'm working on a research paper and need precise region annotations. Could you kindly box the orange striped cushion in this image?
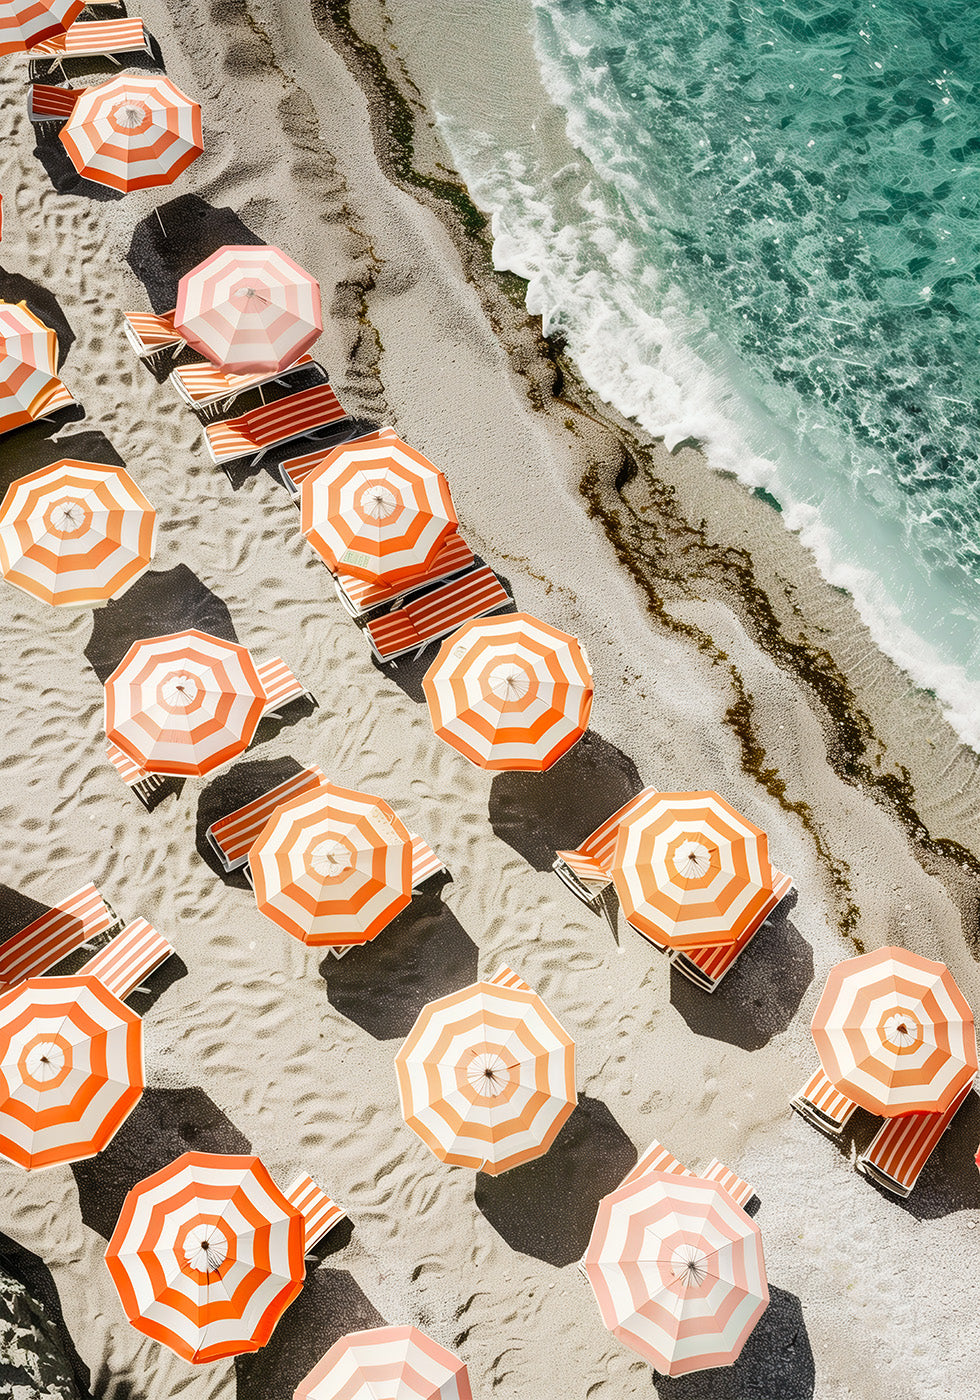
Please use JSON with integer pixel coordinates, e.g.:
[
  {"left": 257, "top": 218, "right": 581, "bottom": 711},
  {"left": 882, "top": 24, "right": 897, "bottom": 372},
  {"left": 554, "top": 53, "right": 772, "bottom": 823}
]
[
  {"left": 82, "top": 919, "right": 173, "bottom": 1001},
  {"left": 29, "top": 19, "right": 148, "bottom": 55},
  {"left": 0, "top": 884, "right": 113, "bottom": 988},
  {"left": 206, "top": 384, "right": 346, "bottom": 462},
  {"left": 338, "top": 531, "right": 475, "bottom": 615},
  {"left": 210, "top": 766, "right": 327, "bottom": 867}
]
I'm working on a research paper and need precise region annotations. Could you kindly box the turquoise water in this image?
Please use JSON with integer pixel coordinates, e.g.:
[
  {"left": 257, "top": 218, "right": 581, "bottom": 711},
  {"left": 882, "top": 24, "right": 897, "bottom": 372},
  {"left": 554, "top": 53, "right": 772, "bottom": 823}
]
[{"left": 440, "top": 0, "right": 980, "bottom": 745}]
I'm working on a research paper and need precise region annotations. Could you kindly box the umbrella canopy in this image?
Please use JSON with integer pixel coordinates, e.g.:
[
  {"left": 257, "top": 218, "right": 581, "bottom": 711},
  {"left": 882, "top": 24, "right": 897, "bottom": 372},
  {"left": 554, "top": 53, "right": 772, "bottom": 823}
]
[
  {"left": 300, "top": 435, "right": 457, "bottom": 586},
  {"left": 295, "top": 1325, "right": 472, "bottom": 1400},
  {"left": 104, "top": 628, "right": 266, "bottom": 777},
  {"left": 585, "top": 1171, "right": 769, "bottom": 1377},
  {"left": 422, "top": 612, "right": 593, "bottom": 772},
  {"left": 395, "top": 976, "right": 576, "bottom": 1175},
  {"left": 0, "top": 0, "right": 82, "bottom": 55},
  {"left": 60, "top": 75, "right": 203, "bottom": 192},
  {"left": 811, "top": 946, "right": 977, "bottom": 1116},
  {"left": 0, "top": 460, "right": 155, "bottom": 606},
  {"left": 175, "top": 245, "right": 322, "bottom": 374},
  {"left": 105, "top": 1151, "right": 305, "bottom": 1364},
  {"left": 250, "top": 783, "right": 412, "bottom": 948},
  {"left": 0, "top": 976, "right": 143, "bottom": 1171},
  {"left": 611, "top": 791, "right": 775, "bottom": 951},
  {"left": 0, "top": 300, "right": 64, "bottom": 437}
]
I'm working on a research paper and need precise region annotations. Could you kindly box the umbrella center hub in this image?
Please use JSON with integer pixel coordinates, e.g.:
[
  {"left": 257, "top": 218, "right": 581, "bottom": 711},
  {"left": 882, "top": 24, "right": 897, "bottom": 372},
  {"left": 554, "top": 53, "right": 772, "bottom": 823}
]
[
  {"left": 356, "top": 479, "right": 400, "bottom": 523},
  {"left": 669, "top": 1243, "right": 708, "bottom": 1289},
  {"left": 160, "top": 672, "right": 200, "bottom": 710},
  {"left": 308, "top": 838, "right": 353, "bottom": 880},
  {"left": 180, "top": 1219, "right": 231, "bottom": 1276},
  {"left": 487, "top": 662, "right": 532, "bottom": 705},
  {"left": 45, "top": 497, "right": 91, "bottom": 538},
  {"left": 20, "top": 1037, "right": 69, "bottom": 1088},
  {"left": 110, "top": 100, "right": 151, "bottom": 133},
  {"left": 882, "top": 1009, "right": 922, "bottom": 1052},
  {"left": 466, "top": 1050, "right": 511, "bottom": 1098},
  {"left": 230, "top": 281, "right": 270, "bottom": 310},
  {"left": 669, "top": 837, "right": 717, "bottom": 883}
]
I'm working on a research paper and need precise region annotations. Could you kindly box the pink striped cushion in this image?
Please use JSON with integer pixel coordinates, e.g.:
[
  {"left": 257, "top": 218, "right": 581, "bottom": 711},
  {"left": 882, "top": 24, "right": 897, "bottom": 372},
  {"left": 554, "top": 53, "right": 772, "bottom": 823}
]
[{"left": 0, "top": 884, "right": 113, "bottom": 989}]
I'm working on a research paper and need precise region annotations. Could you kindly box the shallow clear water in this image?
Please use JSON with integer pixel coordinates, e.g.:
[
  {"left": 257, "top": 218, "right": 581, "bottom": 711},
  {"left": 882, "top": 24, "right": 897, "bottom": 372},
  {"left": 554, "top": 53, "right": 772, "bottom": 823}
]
[{"left": 437, "top": 0, "right": 980, "bottom": 745}]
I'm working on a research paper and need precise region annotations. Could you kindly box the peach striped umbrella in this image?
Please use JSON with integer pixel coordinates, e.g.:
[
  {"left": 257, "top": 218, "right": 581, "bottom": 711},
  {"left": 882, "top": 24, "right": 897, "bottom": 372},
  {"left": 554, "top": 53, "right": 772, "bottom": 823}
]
[
  {"left": 301, "top": 435, "right": 457, "bottom": 587},
  {"left": 250, "top": 783, "right": 413, "bottom": 948},
  {"left": 0, "top": 0, "right": 83, "bottom": 54},
  {"left": 395, "top": 972, "right": 576, "bottom": 1175},
  {"left": 0, "top": 301, "right": 64, "bottom": 436},
  {"left": 611, "top": 791, "right": 775, "bottom": 951},
  {"left": 106, "top": 1152, "right": 305, "bottom": 1364},
  {"left": 60, "top": 75, "right": 203, "bottom": 192},
  {"left": 423, "top": 612, "right": 593, "bottom": 772},
  {"left": 0, "top": 976, "right": 143, "bottom": 1171},
  {"left": 584, "top": 1171, "right": 768, "bottom": 1377},
  {"left": 295, "top": 1325, "right": 472, "bottom": 1400},
  {"left": 104, "top": 629, "right": 266, "bottom": 777},
  {"left": 811, "top": 946, "right": 977, "bottom": 1116},
  {"left": 0, "top": 460, "right": 155, "bottom": 606},
  {"left": 175, "top": 246, "right": 322, "bottom": 374}
]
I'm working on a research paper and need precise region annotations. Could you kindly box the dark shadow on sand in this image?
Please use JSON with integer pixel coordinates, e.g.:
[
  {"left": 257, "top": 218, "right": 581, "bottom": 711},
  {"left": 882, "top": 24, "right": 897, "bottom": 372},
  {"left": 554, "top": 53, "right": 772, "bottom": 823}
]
[
  {"left": 33, "top": 132, "right": 125, "bottom": 201},
  {"left": 488, "top": 730, "right": 645, "bottom": 871},
  {"left": 474, "top": 1095, "right": 636, "bottom": 1267},
  {"left": 195, "top": 754, "right": 306, "bottom": 886},
  {"left": 84, "top": 564, "right": 238, "bottom": 682},
  {"left": 71, "top": 1086, "right": 251, "bottom": 1241},
  {"left": 668, "top": 894, "right": 812, "bottom": 1052},
  {"left": 0, "top": 1232, "right": 93, "bottom": 1399},
  {"left": 0, "top": 886, "right": 51, "bottom": 941},
  {"left": 875, "top": 1089, "right": 980, "bottom": 1221},
  {"left": 653, "top": 1287, "right": 814, "bottom": 1400},
  {"left": 323, "top": 898, "right": 479, "bottom": 1040},
  {"left": 0, "top": 429, "right": 126, "bottom": 501},
  {"left": 126, "top": 195, "right": 263, "bottom": 311}
]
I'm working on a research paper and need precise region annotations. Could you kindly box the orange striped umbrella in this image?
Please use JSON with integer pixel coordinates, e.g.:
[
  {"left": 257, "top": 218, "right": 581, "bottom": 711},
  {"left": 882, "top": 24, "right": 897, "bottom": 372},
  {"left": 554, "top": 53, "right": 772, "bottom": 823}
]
[
  {"left": 106, "top": 1151, "right": 305, "bottom": 1363},
  {"left": 0, "top": 976, "right": 143, "bottom": 1171},
  {"left": 0, "top": 0, "right": 83, "bottom": 54},
  {"left": 60, "top": 75, "right": 203, "bottom": 193},
  {"left": 301, "top": 434, "right": 457, "bottom": 586},
  {"left": 250, "top": 782, "right": 413, "bottom": 948},
  {"left": 0, "top": 460, "right": 155, "bottom": 606},
  {"left": 611, "top": 791, "right": 775, "bottom": 951},
  {"left": 811, "top": 946, "right": 977, "bottom": 1116},
  {"left": 423, "top": 612, "right": 593, "bottom": 772},
  {"left": 104, "top": 629, "right": 266, "bottom": 777},
  {"left": 0, "top": 301, "right": 64, "bottom": 437},
  {"left": 296, "top": 1326, "right": 473, "bottom": 1400},
  {"left": 395, "top": 970, "right": 576, "bottom": 1175}
]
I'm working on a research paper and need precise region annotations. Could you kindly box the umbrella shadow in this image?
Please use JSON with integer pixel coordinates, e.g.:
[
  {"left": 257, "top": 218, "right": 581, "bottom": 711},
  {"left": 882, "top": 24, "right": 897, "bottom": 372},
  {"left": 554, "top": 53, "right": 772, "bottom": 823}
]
[
  {"left": 474, "top": 1095, "right": 637, "bottom": 1267},
  {"left": 653, "top": 1286, "right": 815, "bottom": 1400},
  {"left": 0, "top": 428, "right": 128, "bottom": 503},
  {"left": 235, "top": 1269, "right": 386, "bottom": 1400},
  {"left": 126, "top": 194, "right": 264, "bottom": 311},
  {"left": 32, "top": 131, "right": 125, "bottom": 201},
  {"left": 0, "top": 268, "right": 75, "bottom": 365},
  {"left": 195, "top": 754, "right": 307, "bottom": 887},
  {"left": 84, "top": 563, "right": 238, "bottom": 682},
  {"left": 71, "top": 1086, "right": 252, "bottom": 1241},
  {"left": 0, "top": 1234, "right": 93, "bottom": 1400},
  {"left": 0, "top": 885, "right": 51, "bottom": 941},
  {"left": 488, "top": 730, "right": 645, "bottom": 872},
  {"left": 323, "top": 898, "right": 480, "bottom": 1040},
  {"left": 668, "top": 894, "right": 812, "bottom": 1052}
]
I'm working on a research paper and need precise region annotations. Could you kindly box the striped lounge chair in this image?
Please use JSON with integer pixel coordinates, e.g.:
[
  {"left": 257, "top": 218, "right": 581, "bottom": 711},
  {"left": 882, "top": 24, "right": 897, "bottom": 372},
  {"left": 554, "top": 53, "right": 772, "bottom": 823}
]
[
  {"left": 171, "top": 353, "right": 319, "bottom": 415},
  {"left": 29, "top": 18, "right": 152, "bottom": 65},
  {"left": 80, "top": 918, "right": 175, "bottom": 1000},
  {"left": 254, "top": 656, "right": 316, "bottom": 719},
  {"left": 283, "top": 1173, "right": 347, "bottom": 1254},
  {"left": 553, "top": 786, "right": 660, "bottom": 910},
  {"left": 335, "top": 531, "right": 477, "bottom": 623},
  {"left": 106, "top": 741, "right": 169, "bottom": 809},
  {"left": 203, "top": 383, "right": 351, "bottom": 474},
  {"left": 0, "top": 883, "right": 115, "bottom": 992},
  {"left": 27, "top": 82, "right": 84, "bottom": 131},
  {"left": 207, "top": 765, "right": 328, "bottom": 874},
  {"left": 122, "top": 308, "right": 183, "bottom": 360},
  {"left": 669, "top": 868, "right": 794, "bottom": 992},
  {"left": 279, "top": 425, "right": 399, "bottom": 498},
  {"left": 857, "top": 1079, "right": 975, "bottom": 1198},
  {"left": 790, "top": 1067, "right": 859, "bottom": 1136},
  {"left": 364, "top": 565, "right": 511, "bottom": 664}
]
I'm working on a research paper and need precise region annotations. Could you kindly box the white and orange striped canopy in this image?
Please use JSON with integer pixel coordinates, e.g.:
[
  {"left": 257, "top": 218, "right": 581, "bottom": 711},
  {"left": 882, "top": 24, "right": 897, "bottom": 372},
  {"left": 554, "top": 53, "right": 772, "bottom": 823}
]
[
  {"left": 0, "top": 975, "right": 143, "bottom": 1171},
  {"left": 175, "top": 246, "right": 322, "bottom": 374},
  {"left": 295, "top": 1325, "right": 473, "bottom": 1400},
  {"left": 0, "top": 460, "right": 155, "bottom": 606},
  {"left": 105, "top": 1151, "right": 305, "bottom": 1364},
  {"left": 811, "top": 946, "right": 978, "bottom": 1116},
  {"left": 250, "top": 782, "right": 413, "bottom": 948},
  {"left": 0, "top": 0, "right": 82, "bottom": 54},
  {"left": 60, "top": 75, "right": 203, "bottom": 192},
  {"left": 0, "top": 300, "right": 63, "bottom": 437},
  {"left": 423, "top": 613, "right": 593, "bottom": 772},
  {"left": 611, "top": 791, "right": 775, "bottom": 951},
  {"left": 585, "top": 1171, "right": 769, "bottom": 1377},
  {"left": 301, "top": 435, "right": 457, "bottom": 586},
  {"left": 104, "top": 628, "right": 266, "bottom": 777},
  {"left": 395, "top": 971, "right": 576, "bottom": 1175}
]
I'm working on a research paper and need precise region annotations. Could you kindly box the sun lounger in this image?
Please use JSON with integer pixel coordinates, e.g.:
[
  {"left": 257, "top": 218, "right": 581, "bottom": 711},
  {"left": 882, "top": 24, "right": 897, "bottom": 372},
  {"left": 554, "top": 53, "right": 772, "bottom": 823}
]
[
  {"left": 790, "top": 1067, "right": 859, "bottom": 1136},
  {"left": 203, "top": 383, "right": 350, "bottom": 473},
  {"left": 28, "top": 82, "right": 84, "bottom": 130},
  {"left": 702, "top": 1158, "right": 756, "bottom": 1210},
  {"left": 171, "top": 353, "right": 318, "bottom": 414},
  {"left": 669, "top": 869, "right": 793, "bottom": 992},
  {"left": 255, "top": 656, "right": 315, "bottom": 718},
  {"left": 207, "top": 765, "right": 328, "bottom": 873},
  {"left": 22, "top": 376, "right": 76, "bottom": 425},
  {"left": 0, "top": 883, "right": 115, "bottom": 992},
  {"left": 409, "top": 833, "right": 446, "bottom": 891},
  {"left": 28, "top": 18, "right": 152, "bottom": 61},
  {"left": 857, "top": 1079, "right": 974, "bottom": 1198},
  {"left": 122, "top": 309, "right": 183, "bottom": 361},
  {"left": 106, "top": 740, "right": 169, "bottom": 809},
  {"left": 487, "top": 965, "right": 532, "bottom": 993},
  {"left": 335, "top": 530, "right": 477, "bottom": 622},
  {"left": 80, "top": 918, "right": 174, "bottom": 1000},
  {"left": 618, "top": 1137, "right": 691, "bottom": 1190},
  {"left": 553, "top": 786, "right": 660, "bottom": 908},
  {"left": 279, "top": 425, "right": 400, "bottom": 498},
  {"left": 283, "top": 1173, "right": 347, "bottom": 1253},
  {"left": 364, "top": 565, "right": 511, "bottom": 664}
]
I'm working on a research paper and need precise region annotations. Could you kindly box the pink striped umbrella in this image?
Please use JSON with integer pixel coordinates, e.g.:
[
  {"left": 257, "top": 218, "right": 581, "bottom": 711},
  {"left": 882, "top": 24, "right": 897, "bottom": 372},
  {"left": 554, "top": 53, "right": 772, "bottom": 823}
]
[
  {"left": 0, "top": 301, "right": 64, "bottom": 437},
  {"left": 0, "top": 0, "right": 83, "bottom": 55},
  {"left": 295, "top": 1325, "right": 472, "bottom": 1399}
]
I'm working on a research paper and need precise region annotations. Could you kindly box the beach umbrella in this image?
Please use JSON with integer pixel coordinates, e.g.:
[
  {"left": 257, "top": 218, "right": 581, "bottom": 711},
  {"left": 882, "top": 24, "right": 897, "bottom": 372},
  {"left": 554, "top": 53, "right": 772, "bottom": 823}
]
[
  {"left": 105, "top": 1151, "right": 305, "bottom": 1364},
  {"left": 104, "top": 628, "right": 266, "bottom": 777},
  {"left": 610, "top": 790, "right": 775, "bottom": 952},
  {"left": 295, "top": 1325, "right": 473, "bottom": 1400},
  {"left": 60, "top": 75, "right": 203, "bottom": 193},
  {"left": 584, "top": 1171, "right": 768, "bottom": 1377},
  {"left": 300, "top": 434, "right": 457, "bottom": 587},
  {"left": 811, "top": 946, "right": 977, "bottom": 1116},
  {"left": 395, "top": 972, "right": 576, "bottom": 1175},
  {"left": 175, "top": 245, "right": 322, "bottom": 374},
  {"left": 0, "top": 301, "right": 66, "bottom": 437},
  {"left": 422, "top": 612, "right": 593, "bottom": 772},
  {"left": 0, "top": 0, "right": 83, "bottom": 55},
  {"left": 0, "top": 460, "right": 155, "bottom": 607},
  {"left": 250, "top": 783, "right": 412, "bottom": 948},
  {"left": 0, "top": 976, "right": 143, "bottom": 1171}
]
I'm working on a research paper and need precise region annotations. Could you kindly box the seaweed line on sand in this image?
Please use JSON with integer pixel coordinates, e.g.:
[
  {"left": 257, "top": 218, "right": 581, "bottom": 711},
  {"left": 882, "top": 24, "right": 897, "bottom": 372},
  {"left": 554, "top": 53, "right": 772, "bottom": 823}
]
[{"left": 313, "top": 0, "right": 980, "bottom": 951}]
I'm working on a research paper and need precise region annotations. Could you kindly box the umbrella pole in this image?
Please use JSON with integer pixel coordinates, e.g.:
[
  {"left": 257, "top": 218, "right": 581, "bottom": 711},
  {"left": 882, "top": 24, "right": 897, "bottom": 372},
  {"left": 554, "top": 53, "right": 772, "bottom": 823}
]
[{"left": 153, "top": 206, "right": 167, "bottom": 239}]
